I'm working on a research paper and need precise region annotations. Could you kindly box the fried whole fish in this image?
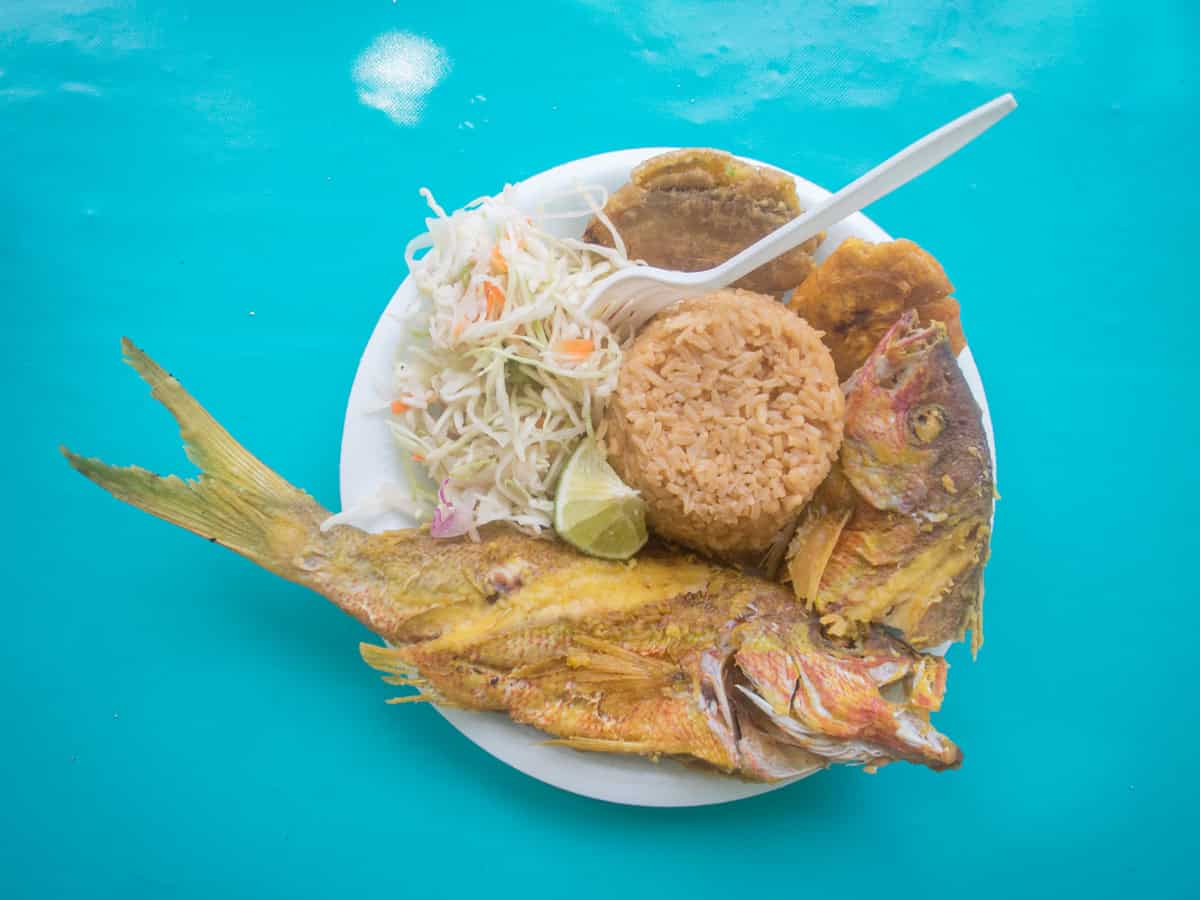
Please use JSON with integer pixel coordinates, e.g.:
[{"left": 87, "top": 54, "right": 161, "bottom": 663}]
[
  {"left": 63, "top": 340, "right": 962, "bottom": 781},
  {"left": 583, "top": 148, "right": 823, "bottom": 295},
  {"left": 787, "top": 311, "right": 994, "bottom": 653}
]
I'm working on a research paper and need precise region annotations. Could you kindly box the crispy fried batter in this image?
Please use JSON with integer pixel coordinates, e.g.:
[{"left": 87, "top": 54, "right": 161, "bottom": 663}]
[
  {"left": 787, "top": 238, "right": 966, "bottom": 379},
  {"left": 583, "top": 148, "right": 823, "bottom": 295}
]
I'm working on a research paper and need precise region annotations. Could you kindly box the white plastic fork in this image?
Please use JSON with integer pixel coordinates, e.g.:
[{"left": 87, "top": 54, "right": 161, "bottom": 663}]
[{"left": 584, "top": 93, "right": 1017, "bottom": 335}]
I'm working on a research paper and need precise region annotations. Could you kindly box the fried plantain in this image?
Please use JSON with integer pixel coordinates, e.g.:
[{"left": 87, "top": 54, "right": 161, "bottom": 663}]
[
  {"left": 787, "top": 238, "right": 966, "bottom": 379},
  {"left": 583, "top": 148, "right": 823, "bottom": 295}
]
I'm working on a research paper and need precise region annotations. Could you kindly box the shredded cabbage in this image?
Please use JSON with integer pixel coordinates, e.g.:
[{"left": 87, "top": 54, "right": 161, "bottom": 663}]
[{"left": 388, "top": 184, "right": 632, "bottom": 537}]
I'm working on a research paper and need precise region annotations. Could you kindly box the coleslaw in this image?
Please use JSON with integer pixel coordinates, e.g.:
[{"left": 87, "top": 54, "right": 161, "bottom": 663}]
[{"left": 386, "top": 184, "right": 633, "bottom": 537}]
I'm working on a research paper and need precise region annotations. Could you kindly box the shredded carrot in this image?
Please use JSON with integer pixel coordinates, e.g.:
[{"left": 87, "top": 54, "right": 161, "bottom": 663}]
[
  {"left": 490, "top": 245, "right": 508, "bottom": 275},
  {"left": 453, "top": 317, "right": 467, "bottom": 338},
  {"left": 555, "top": 338, "right": 595, "bottom": 358},
  {"left": 411, "top": 453, "right": 425, "bottom": 462},
  {"left": 390, "top": 400, "right": 409, "bottom": 415},
  {"left": 484, "top": 281, "right": 505, "bottom": 319}
]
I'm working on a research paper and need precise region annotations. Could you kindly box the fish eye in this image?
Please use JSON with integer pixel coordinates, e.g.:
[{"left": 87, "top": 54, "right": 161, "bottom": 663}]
[{"left": 907, "top": 404, "right": 947, "bottom": 443}]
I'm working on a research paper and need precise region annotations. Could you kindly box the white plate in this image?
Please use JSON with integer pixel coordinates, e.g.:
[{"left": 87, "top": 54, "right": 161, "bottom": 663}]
[{"left": 338, "top": 148, "right": 996, "bottom": 807}]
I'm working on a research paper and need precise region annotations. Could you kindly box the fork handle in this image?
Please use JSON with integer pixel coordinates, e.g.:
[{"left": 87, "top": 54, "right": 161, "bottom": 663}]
[{"left": 704, "top": 93, "right": 1017, "bottom": 290}]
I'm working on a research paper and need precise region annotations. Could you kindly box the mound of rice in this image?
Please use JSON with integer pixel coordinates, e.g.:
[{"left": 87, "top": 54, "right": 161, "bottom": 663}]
[{"left": 604, "top": 289, "right": 844, "bottom": 561}]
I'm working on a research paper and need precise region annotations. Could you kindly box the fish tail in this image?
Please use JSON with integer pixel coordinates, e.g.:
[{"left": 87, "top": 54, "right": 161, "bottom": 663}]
[{"left": 61, "top": 338, "right": 329, "bottom": 582}]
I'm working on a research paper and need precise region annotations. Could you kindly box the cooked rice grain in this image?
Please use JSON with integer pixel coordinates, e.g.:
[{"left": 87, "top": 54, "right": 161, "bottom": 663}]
[{"left": 605, "top": 289, "right": 844, "bottom": 561}]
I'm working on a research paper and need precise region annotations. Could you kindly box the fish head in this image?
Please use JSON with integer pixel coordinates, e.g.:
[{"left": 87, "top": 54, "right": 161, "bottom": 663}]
[
  {"left": 695, "top": 628, "right": 825, "bottom": 781},
  {"left": 839, "top": 310, "right": 991, "bottom": 516},
  {"left": 715, "top": 621, "right": 961, "bottom": 771}
]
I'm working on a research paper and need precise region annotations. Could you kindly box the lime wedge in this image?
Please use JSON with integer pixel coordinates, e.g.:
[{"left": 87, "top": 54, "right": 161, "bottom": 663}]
[{"left": 554, "top": 438, "right": 648, "bottom": 560}]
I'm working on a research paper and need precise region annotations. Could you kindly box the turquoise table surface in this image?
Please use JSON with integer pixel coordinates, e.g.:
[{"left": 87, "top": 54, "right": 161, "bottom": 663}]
[{"left": 4, "top": 1, "right": 1197, "bottom": 896}]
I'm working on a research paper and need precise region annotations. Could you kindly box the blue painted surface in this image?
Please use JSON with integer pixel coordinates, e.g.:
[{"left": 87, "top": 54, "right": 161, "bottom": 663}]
[{"left": 4, "top": 1, "right": 1197, "bottom": 896}]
